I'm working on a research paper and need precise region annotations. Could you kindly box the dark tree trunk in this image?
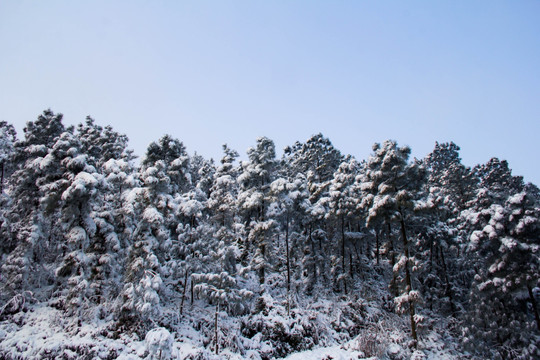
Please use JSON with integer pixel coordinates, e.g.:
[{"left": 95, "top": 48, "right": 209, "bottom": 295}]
[
  {"left": 0, "top": 162, "right": 4, "bottom": 194},
  {"left": 349, "top": 252, "right": 354, "bottom": 279},
  {"left": 528, "top": 285, "right": 540, "bottom": 331},
  {"left": 399, "top": 215, "right": 418, "bottom": 344},
  {"left": 259, "top": 242, "right": 266, "bottom": 286},
  {"left": 439, "top": 247, "right": 456, "bottom": 315},
  {"left": 341, "top": 215, "right": 347, "bottom": 294},
  {"left": 285, "top": 211, "right": 290, "bottom": 293},
  {"left": 375, "top": 229, "right": 380, "bottom": 265},
  {"left": 214, "top": 302, "right": 220, "bottom": 354},
  {"left": 191, "top": 275, "right": 194, "bottom": 304},
  {"left": 387, "top": 222, "right": 397, "bottom": 296},
  {"left": 180, "top": 270, "right": 189, "bottom": 315},
  {"left": 309, "top": 224, "right": 318, "bottom": 286},
  {"left": 285, "top": 212, "right": 291, "bottom": 315}
]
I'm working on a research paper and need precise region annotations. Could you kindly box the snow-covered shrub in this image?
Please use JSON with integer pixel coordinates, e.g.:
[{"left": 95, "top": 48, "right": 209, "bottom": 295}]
[
  {"left": 386, "top": 343, "right": 407, "bottom": 360},
  {"left": 350, "top": 328, "right": 388, "bottom": 358},
  {"left": 0, "top": 291, "right": 35, "bottom": 320},
  {"left": 240, "top": 297, "right": 326, "bottom": 358},
  {"left": 329, "top": 298, "right": 367, "bottom": 338},
  {"left": 145, "top": 327, "right": 173, "bottom": 360}
]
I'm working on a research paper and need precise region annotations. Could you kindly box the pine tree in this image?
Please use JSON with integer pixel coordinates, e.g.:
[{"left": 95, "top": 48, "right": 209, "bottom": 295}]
[
  {"left": 269, "top": 171, "right": 310, "bottom": 309},
  {"left": 38, "top": 130, "right": 101, "bottom": 313},
  {"left": 79, "top": 119, "right": 136, "bottom": 309},
  {"left": 282, "top": 134, "right": 343, "bottom": 292},
  {"left": 1, "top": 110, "right": 65, "bottom": 297},
  {"left": 77, "top": 116, "right": 135, "bottom": 168},
  {"left": 0, "top": 121, "right": 17, "bottom": 257},
  {"left": 425, "top": 142, "right": 477, "bottom": 213},
  {"left": 462, "top": 163, "right": 539, "bottom": 359},
  {"left": 208, "top": 145, "right": 239, "bottom": 229},
  {"left": 0, "top": 121, "right": 17, "bottom": 194},
  {"left": 120, "top": 135, "right": 190, "bottom": 326},
  {"left": 119, "top": 162, "right": 167, "bottom": 326},
  {"left": 237, "top": 137, "right": 277, "bottom": 289},
  {"left": 189, "top": 152, "right": 215, "bottom": 198},
  {"left": 325, "top": 155, "right": 360, "bottom": 293},
  {"left": 283, "top": 133, "right": 343, "bottom": 185},
  {"left": 360, "top": 140, "right": 425, "bottom": 344},
  {"left": 414, "top": 142, "right": 476, "bottom": 314}
]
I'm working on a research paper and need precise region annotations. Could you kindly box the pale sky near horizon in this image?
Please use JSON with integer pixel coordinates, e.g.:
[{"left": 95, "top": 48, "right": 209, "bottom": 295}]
[{"left": 1, "top": 1, "right": 539, "bottom": 184}]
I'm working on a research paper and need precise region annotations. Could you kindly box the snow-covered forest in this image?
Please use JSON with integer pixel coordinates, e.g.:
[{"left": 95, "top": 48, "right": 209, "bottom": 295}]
[{"left": 0, "top": 110, "right": 538, "bottom": 359}]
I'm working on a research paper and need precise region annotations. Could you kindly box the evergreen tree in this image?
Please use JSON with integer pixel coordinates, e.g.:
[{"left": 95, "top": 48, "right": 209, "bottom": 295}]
[
  {"left": 283, "top": 133, "right": 343, "bottom": 185},
  {"left": 0, "top": 121, "right": 17, "bottom": 194},
  {"left": 415, "top": 142, "right": 476, "bottom": 314},
  {"left": 282, "top": 134, "right": 343, "bottom": 292},
  {"left": 1, "top": 110, "right": 65, "bottom": 297},
  {"left": 236, "top": 137, "right": 278, "bottom": 294},
  {"left": 360, "top": 140, "right": 425, "bottom": 344},
  {"left": 462, "top": 164, "right": 539, "bottom": 359},
  {"left": 325, "top": 155, "right": 360, "bottom": 293},
  {"left": 0, "top": 121, "right": 17, "bottom": 257},
  {"left": 77, "top": 116, "right": 135, "bottom": 168},
  {"left": 120, "top": 135, "right": 190, "bottom": 326},
  {"left": 119, "top": 162, "right": 167, "bottom": 326},
  {"left": 82, "top": 120, "right": 136, "bottom": 309},
  {"left": 189, "top": 152, "right": 215, "bottom": 198},
  {"left": 269, "top": 172, "right": 310, "bottom": 308}
]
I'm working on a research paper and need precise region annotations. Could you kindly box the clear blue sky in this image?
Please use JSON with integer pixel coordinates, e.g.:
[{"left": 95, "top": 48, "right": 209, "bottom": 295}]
[{"left": 1, "top": 1, "right": 539, "bottom": 184}]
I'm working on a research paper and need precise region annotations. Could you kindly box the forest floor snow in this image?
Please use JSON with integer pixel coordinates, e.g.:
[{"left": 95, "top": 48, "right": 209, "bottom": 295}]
[{"left": 0, "top": 297, "right": 468, "bottom": 360}]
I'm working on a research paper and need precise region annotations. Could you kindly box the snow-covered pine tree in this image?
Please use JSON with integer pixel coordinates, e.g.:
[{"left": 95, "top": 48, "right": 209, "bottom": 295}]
[
  {"left": 77, "top": 116, "right": 135, "bottom": 168},
  {"left": 425, "top": 142, "right": 477, "bottom": 213},
  {"left": 93, "top": 158, "right": 137, "bottom": 303},
  {"left": 38, "top": 130, "right": 102, "bottom": 314},
  {"left": 0, "top": 121, "right": 17, "bottom": 194},
  {"left": 77, "top": 119, "right": 137, "bottom": 309},
  {"left": 208, "top": 145, "right": 243, "bottom": 277},
  {"left": 237, "top": 137, "right": 277, "bottom": 290},
  {"left": 414, "top": 142, "right": 476, "bottom": 314},
  {"left": 283, "top": 133, "right": 343, "bottom": 186},
  {"left": 0, "top": 121, "right": 17, "bottom": 257},
  {"left": 325, "top": 155, "right": 361, "bottom": 293},
  {"left": 175, "top": 186, "right": 209, "bottom": 309},
  {"left": 1, "top": 110, "right": 65, "bottom": 298},
  {"left": 188, "top": 145, "right": 253, "bottom": 333},
  {"left": 119, "top": 162, "right": 167, "bottom": 327},
  {"left": 282, "top": 134, "right": 343, "bottom": 293},
  {"left": 189, "top": 152, "right": 215, "bottom": 198},
  {"left": 269, "top": 171, "right": 310, "bottom": 309},
  {"left": 208, "top": 145, "right": 239, "bottom": 229},
  {"left": 461, "top": 159, "right": 539, "bottom": 359},
  {"left": 120, "top": 135, "right": 190, "bottom": 327},
  {"left": 360, "top": 140, "right": 425, "bottom": 344}
]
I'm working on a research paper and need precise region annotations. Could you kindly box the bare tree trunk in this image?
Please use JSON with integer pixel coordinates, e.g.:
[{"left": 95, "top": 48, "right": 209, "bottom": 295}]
[
  {"left": 0, "top": 162, "right": 4, "bottom": 194},
  {"left": 285, "top": 211, "right": 290, "bottom": 316},
  {"left": 214, "top": 302, "right": 220, "bottom": 354},
  {"left": 375, "top": 229, "right": 380, "bottom": 265},
  {"left": 180, "top": 270, "right": 189, "bottom": 315},
  {"left": 259, "top": 242, "right": 266, "bottom": 286},
  {"left": 399, "top": 215, "right": 418, "bottom": 344},
  {"left": 439, "top": 247, "right": 456, "bottom": 315},
  {"left": 191, "top": 275, "right": 195, "bottom": 304},
  {"left": 528, "top": 285, "right": 540, "bottom": 331},
  {"left": 341, "top": 215, "right": 347, "bottom": 294},
  {"left": 349, "top": 252, "right": 354, "bottom": 279},
  {"left": 387, "top": 222, "right": 397, "bottom": 297},
  {"left": 309, "top": 224, "right": 318, "bottom": 286},
  {"left": 285, "top": 212, "right": 290, "bottom": 293}
]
